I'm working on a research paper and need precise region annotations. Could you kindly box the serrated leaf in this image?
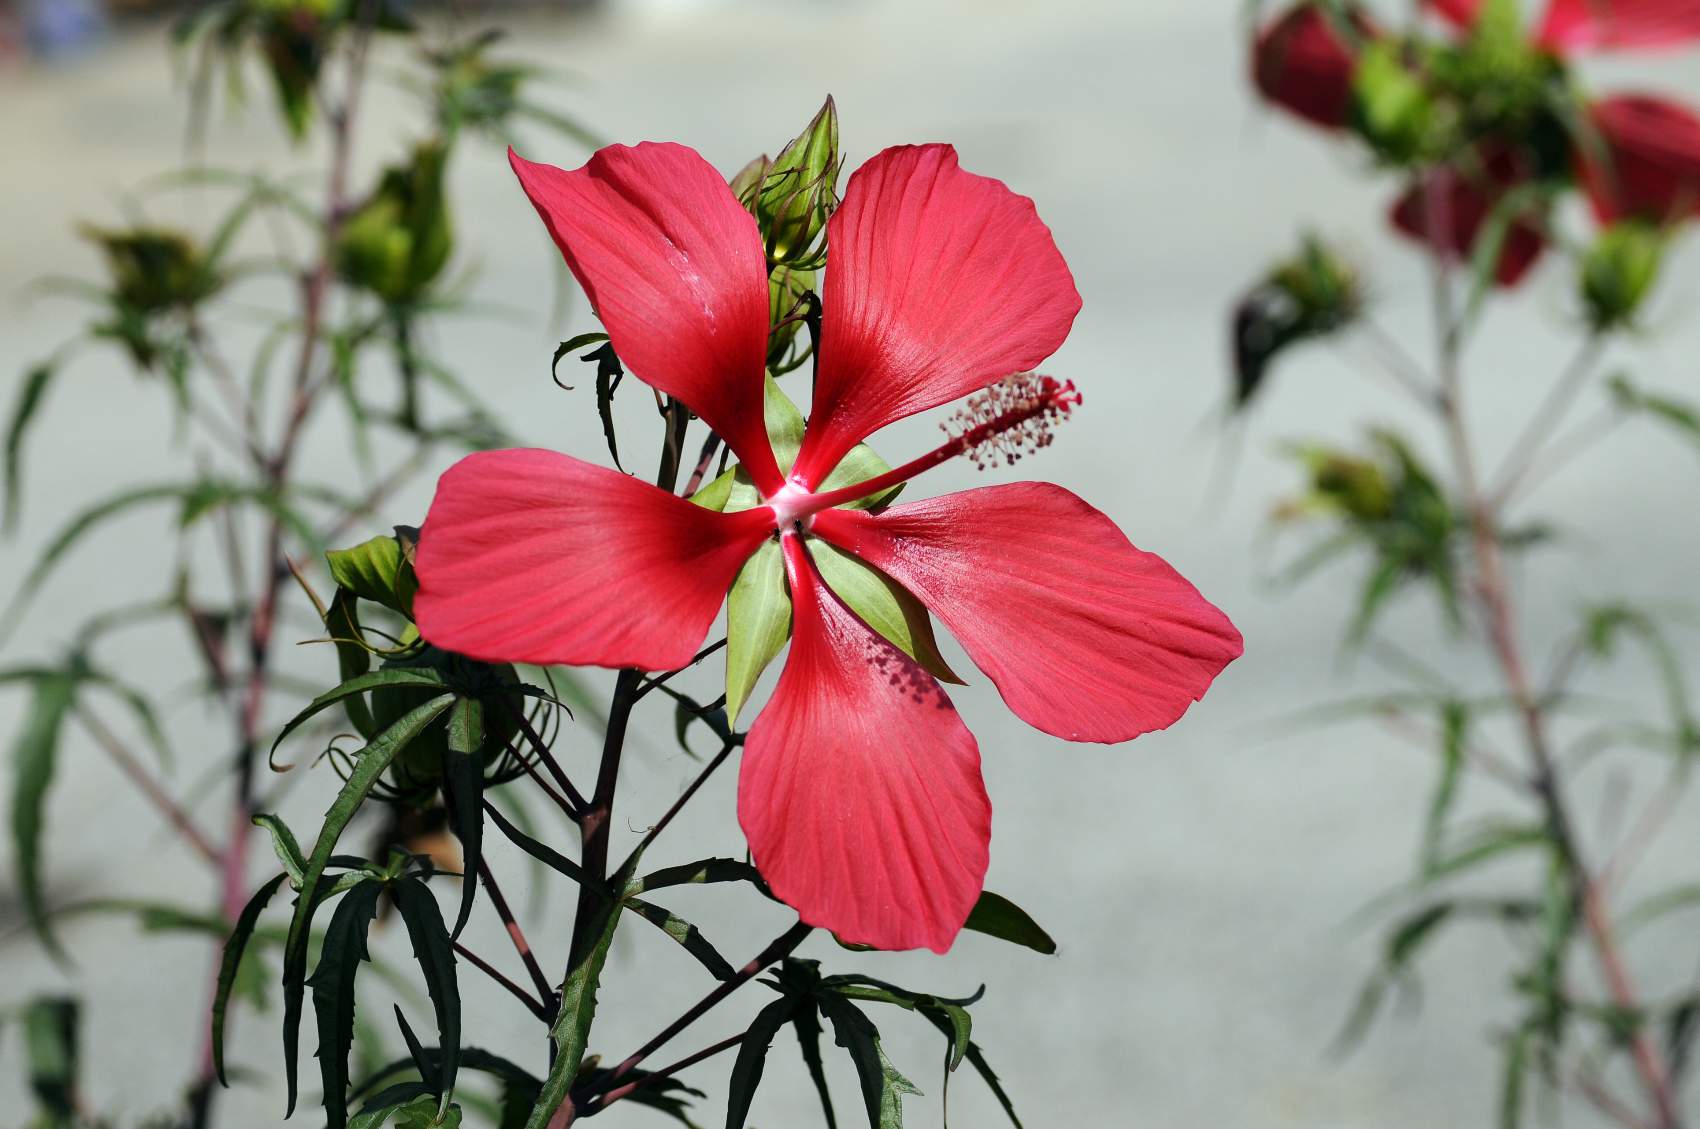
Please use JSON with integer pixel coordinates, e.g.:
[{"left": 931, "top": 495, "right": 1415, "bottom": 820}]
[
  {"left": 524, "top": 885, "right": 623, "bottom": 1129},
  {"left": 284, "top": 693, "right": 457, "bottom": 1117},
  {"left": 809, "top": 541, "right": 962, "bottom": 684},
  {"left": 271, "top": 667, "right": 451, "bottom": 762},
  {"left": 550, "top": 332, "right": 608, "bottom": 390},
  {"left": 440, "top": 715, "right": 483, "bottom": 940},
  {"left": 819, "top": 996, "right": 919, "bottom": 1129},
  {"left": 624, "top": 896, "right": 736, "bottom": 981},
  {"left": 350, "top": 1090, "right": 439, "bottom": 1129},
  {"left": 4, "top": 360, "right": 57, "bottom": 531},
  {"left": 630, "top": 857, "right": 765, "bottom": 896},
  {"left": 591, "top": 344, "right": 625, "bottom": 473},
  {"left": 793, "top": 1003, "right": 838, "bottom": 1129},
  {"left": 310, "top": 879, "right": 384, "bottom": 1129},
  {"left": 254, "top": 813, "right": 308, "bottom": 887},
  {"left": 392, "top": 878, "right": 461, "bottom": 1115},
  {"left": 962, "top": 892, "right": 1056, "bottom": 955},
  {"left": 725, "top": 540, "right": 790, "bottom": 723},
  {"left": 10, "top": 670, "right": 76, "bottom": 961},
  {"left": 726, "top": 996, "right": 799, "bottom": 1129},
  {"left": 214, "top": 871, "right": 290, "bottom": 1085}
]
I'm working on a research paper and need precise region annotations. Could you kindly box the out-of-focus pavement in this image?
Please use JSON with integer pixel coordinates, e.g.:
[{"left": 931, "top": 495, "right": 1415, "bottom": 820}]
[{"left": 2, "top": 1, "right": 1699, "bottom": 1126}]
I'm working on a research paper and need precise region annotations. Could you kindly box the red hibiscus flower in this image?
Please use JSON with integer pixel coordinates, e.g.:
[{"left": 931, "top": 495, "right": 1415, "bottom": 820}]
[
  {"left": 1388, "top": 144, "right": 1549, "bottom": 286},
  {"left": 413, "top": 141, "right": 1242, "bottom": 953},
  {"left": 1430, "top": 0, "right": 1700, "bottom": 52},
  {"left": 1395, "top": 0, "right": 1700, "bottom": 283},
  {"left": 1579, "top": 93, "right": 1700, "bottom": 224},
  {"left": 1252, "top": 4, "right": 1375, "bottom": 130}
]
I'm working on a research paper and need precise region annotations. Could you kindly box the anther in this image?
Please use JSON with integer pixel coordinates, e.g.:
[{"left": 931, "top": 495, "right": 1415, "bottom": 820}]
[{"left": 942, "top": 373, "right": 1081, "bottom": 470}]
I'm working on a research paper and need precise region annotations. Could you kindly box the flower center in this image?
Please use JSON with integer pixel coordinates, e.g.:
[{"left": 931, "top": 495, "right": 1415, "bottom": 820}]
[{"left": 759, "top": 373, "right": 1080, "bottom": 527}]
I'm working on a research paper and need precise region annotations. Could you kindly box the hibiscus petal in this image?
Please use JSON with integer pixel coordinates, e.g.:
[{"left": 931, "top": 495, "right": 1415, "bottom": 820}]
[
  {"left": 739, "top": 535, "right": 991, "bottom": 954},
  {"left": 813, "top": 483, "right": 1242, "bottom": 744},
  {"left": 791, "top": 145, "right": 1081, "bottom": 488},
  {"left": 509, "top": 144, "right": 782, "bottom": 492},
  {"left": 1537, "top": 0, "right": 1700, "bottom": 51},
  {"left": 1251, "top": 4, "right": 1373, "bottom": 131},
  {"left": 415, "top": 448, "right": 771, "bottom": 671},
  {"left": 1387, "top": 148, "right": 1548, "bottom": 287},
  {"left": 1579, "top": 94, "right": 1700, "bottom": 224}
]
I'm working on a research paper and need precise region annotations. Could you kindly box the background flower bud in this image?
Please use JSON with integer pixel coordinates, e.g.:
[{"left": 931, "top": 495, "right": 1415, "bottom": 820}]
[
  {"left": 1351, "top": 39, "right": 1442, "bottom": 164},
  {"left": 80, "top": 225, "right": 220, "bottom": 314},
  {"left": 335, "top": 140, "right": 453, "bottom": 306},
  {"left": 1579, "top": 94, "right": 1700, "bottom": 226},
  {"left": 1580, "top": 220, "right": 1664, "bottom": 331},
  {"left": 1231, "top": 234, "right": 1362, "bottom": 408},
  {"left": 1251, "top": 3, "right": 1373, "bottom": 130}
]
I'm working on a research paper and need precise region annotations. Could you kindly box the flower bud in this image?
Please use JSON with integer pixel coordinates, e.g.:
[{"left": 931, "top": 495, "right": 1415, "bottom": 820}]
[
  {"left": 1351, "top": 39, "right": 1441, "bottom": 164},
  {"left": 1252, "top": 4, "right": 1374, "bottom": 130},
  {"left": 335, "top": 140, "right": 453, "bottom": 306},
  {"left": 767, "top": 264, "right": 815, "bottom": 373},
  {"left": 81, "top": 224, "right": 219, "bottom": 314},
  {"left": 1232, "top": 234, "right": 1361, "bottom": 408},
  {"left": 1580, "top": 220, "right": 1664, "bottom": 331},
  {"left": 1288, "top": 445, "right": 1394, "bottom": 522},
  {"left": 1579, "top": 94, "right": 1700, "bottom": 227},
  {"left": 749, "top": 96, "right": 841, "bottom": 267}
]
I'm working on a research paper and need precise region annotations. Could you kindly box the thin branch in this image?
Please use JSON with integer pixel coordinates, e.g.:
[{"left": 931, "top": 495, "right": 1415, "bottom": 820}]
[
  {"left": 617, "top": 738, "right": 739, "bottom": 875},
  {"left": 477, "top": 856, "right": 557, "bottom": 1009},
  {"left": 634, "top": 638, "right": 728, "bottom": 701},
  {"left": 507, "top": 699, "right": 588, "bottom": 818},
  {"left": 1489, "top": 333, "right": 1604, "bottom": 506},
  {"left": 455, "top": 940, "right": 551, "bottom": 1022},
  {"left": 75, "top": 706, "right": 221, "bottom": 868},
  {"left": 682, "top": 431, "right": 722, "bottom": 497},
  {"left": 604, "top": 921, "right": 813, "bottom": 1088},
  {"left": 587, "top": 1031, "right": 745, "bottom": 1115}
]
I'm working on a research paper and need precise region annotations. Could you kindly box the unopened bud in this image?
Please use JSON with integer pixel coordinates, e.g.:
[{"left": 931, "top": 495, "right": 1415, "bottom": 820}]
[
  {"left": 336, "top": 141, "right": 453, "bottom": 305},
  {"left": 81, "top": 224, "right": 218, "bottom": 314},
  {"left": 1232, "top": 234, "right": 1361, "bottom": 409},
  {"left": 1581, "top": 221, "right": 1663, "bottom": 332},
  {"left": 1252, "top": 3, "right": 1375, "bottom": 131},
  {"left": 1296, "top": 446, "right": 1394, "bottom": 522},
  {"left": 753, "top": 96, "right": 841, "bottom": 267},
  {"left": 1351, "top": 40, "right": 1440, "bottom": 165}
]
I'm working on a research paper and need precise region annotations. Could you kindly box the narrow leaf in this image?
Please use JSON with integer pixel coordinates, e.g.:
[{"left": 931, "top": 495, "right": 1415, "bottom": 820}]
[
  {"left": 392, "top": 878, "right": 462, "bottom": 1115},
  {"left": 725, "top": 997, "right": 797, "bottom": 1129},
  {"left": 310, "top": 880, "right": 384, "bottom": 1129},
  {"left": 962, "top": 892, "right": 1056, "bottom": 955},
  {"left": 213, "top": 872, "right": 289, "bottom": 1085}
]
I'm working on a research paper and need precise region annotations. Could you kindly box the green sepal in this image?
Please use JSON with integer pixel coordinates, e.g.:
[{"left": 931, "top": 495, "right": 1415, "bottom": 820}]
[
  {"left": 809, "top": 541, "right": 962, "bottom": 685},
  {"left": 724, "top": 540, "right": 791, "bottom": 724},
  {"left": 327, "top": 532, "right": 418, "bottom": 619}
]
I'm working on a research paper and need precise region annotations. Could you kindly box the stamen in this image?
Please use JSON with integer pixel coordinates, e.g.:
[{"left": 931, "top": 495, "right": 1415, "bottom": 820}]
[{"left": 942, "top": 373, "right": 1081, "bottom": 470}]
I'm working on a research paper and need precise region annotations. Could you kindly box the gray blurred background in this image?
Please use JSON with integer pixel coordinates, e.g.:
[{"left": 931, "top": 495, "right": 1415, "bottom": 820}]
[{"left": 2, "top": 1, "right": 1699, "bottom": 1126}]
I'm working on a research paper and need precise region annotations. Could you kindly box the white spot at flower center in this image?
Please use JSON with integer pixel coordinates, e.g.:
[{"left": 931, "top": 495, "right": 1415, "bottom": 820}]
[{"left": 764, "top": 480, "right": 818, "bottom": 532}]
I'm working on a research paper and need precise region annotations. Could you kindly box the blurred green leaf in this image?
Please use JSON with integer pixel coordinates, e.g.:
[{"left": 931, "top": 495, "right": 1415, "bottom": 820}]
[
  {"left": 9, "top": 669, "right": 77, "bottom": 962},
  {"left": 22, "top": 996, "right": 78, "bottom": 1121},
  {"left": 4, "top": 360, "right": 58, "bottom": 532}
]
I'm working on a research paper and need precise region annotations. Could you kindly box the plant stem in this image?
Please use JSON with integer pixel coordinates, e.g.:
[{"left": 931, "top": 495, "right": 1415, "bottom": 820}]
[
  {"left": 479, "top": 857, "right": 557, "bottom": 1010},
  {"left": 602, "top": 921, "right": 812, "bottom": 1089},
  {"left": 189, "top": 8, "right": 376, "bottom": 1118},
  {"left": 1420, "top": 185, "right": 1681, "bottom": 1129},
  {"left": 587, "top": 1031, "right": 746, "bottom": 1115},
  {"left": 1489, "top": 334, "right": 1604, "bottom": 505},
  {"left": 508, "top": 700, "right": 589, "bottom": 817},
  {"left": 454, "top": 940, "right": 551, "bottom": 1022},
  {"left": 75, "top": 706, "right": 221, "bottom": 868}
]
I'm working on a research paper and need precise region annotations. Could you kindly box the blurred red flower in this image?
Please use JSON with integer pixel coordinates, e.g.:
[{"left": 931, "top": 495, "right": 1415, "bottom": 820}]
[
  {"left": 1252, "top": 4, "right": 1374, "bottom": 129},
  {"left": 1579, "top": 94, "right": 1700, "bottom": 223}
]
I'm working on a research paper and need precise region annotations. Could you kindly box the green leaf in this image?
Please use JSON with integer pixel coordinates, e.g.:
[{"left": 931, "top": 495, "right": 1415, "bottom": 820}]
[
  {"left": 1610, "top": 375, "right": 1700, "bottom": 455},
  {"left": 551, "top": 333, "right": 609, "bottom": 390},
  {"left": 937, "top": 1032, "right": 1022, "bottom": 1129},
  {"left": 623, "top": 896, "right": 736, "bottom": 981},
  {"left": 818, "top": 996, "right": 920, "bottom": 1129},
  {"left": 591, "top": 344, "right": 625, "bottom": 473},
  {"left": 351, "top": 1090, "right": 442, "bottom": 1129},
  {"left": 22, "top": 996, "right": 79, "bottom": 1119},
  {"left": 4, "top": 360, "right": 58, "bottom": 531},
  {"left": 524, "top": 886, "right": 623, "bottom": 1129},
  {"left": 214, "top": 872, "right": 290, "bottom": 1085},
  {"left": 310, "top": 879, "right": 384, "bottom": 1129},
  {"left": 690, "top": 467, "right": 735, "bottom": 512},
  {"left": 441, "top": 706, "right": 484, "bottom": 940},
  {"left": 962, "top": 892, "right": 1056, "bottom": 955},
  {"left": 793, "top": 1003, "right": 838, "bottom": 1129},
  {"left": 725, "top": 996, "right": 799, "bottom": 1129},
  {"left": 809, "top": 541, "right": 962, "bottom": 684},
  {"left": 484, "top": 802, "right": 597, "bottom": 889},
  {"left": 10, "top": 669, "right": 76, "bottom": 961},
  {"left": 631, "top": 857, "right": 765, "bottom": 896},
  {"left": 392, "top": 878, "right": 461, "bottom": 1116},
  {"left": 254, "top": 813, "right": 308, "bottom": 887},
  {"left": 326, "top": 589, "right": 378, "bottom": 739},
  {"left": 1420, "top": 702, "right": 1468, "bottom": 878},
  {"left": 271, "top": 667, "right": 451, "bottom": 761},
  {"left": 328, "top": 533, "right": 416, "bottom": 618},
  {"left": 283, "top": 694, "right": 457, "bottom": 1117},
  {"left": 725, "top": 540, "right": 790, "bottom": 724}
]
